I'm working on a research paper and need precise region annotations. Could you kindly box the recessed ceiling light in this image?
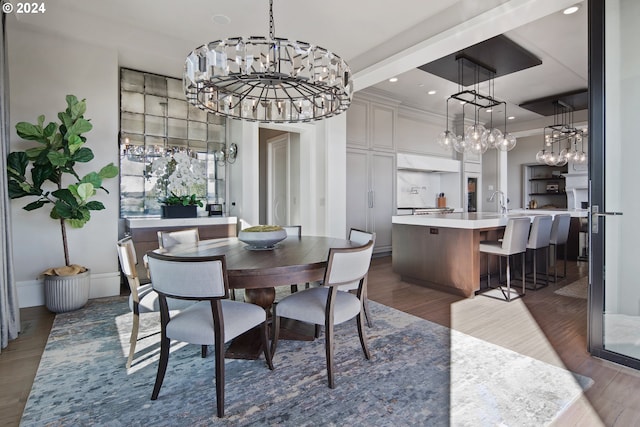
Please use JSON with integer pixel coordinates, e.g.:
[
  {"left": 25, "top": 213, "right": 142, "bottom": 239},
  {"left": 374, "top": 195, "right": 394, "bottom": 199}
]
[
  {"left": 427, "top": 90, "right": 437, "bottom": 95},
  {"left": 389, "top": 77, "right": 398, "bottom": 83},
  {"left": 563, "top": 5, "right": 579, "bottom": 15},
  {"left": 212, "top": 14, "right": 231, "bottom": 24},
  {"left": 508, "top": 116, "right": 515, "bottom": 120},
  {"left": 486, "top": 108, "right": 492, "bottom": 113},
  {"left": 418, "top": 83, "right": 424, "bottom": 88}
]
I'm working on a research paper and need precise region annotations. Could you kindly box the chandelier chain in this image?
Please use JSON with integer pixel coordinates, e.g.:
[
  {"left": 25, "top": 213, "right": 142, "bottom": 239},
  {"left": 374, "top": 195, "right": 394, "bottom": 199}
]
[{"left": 269, "top": 0, "right": 275, "bottom": 40}]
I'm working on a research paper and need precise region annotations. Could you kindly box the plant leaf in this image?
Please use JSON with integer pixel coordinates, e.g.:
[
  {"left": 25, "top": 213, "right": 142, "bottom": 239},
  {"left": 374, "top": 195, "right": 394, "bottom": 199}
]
[
  {"left": 52, "top": 188, "right": 78, "bottom": 206},
  {"left": 99, "top": 163, "right": 119, "bottom": 179},
  {"left": 70, "top": 98, "right": 86, "bottom": 119},
  {"left": 15, "top": 122, "right": 43, "bottom": 141},
  {"left": 80, "top": 172, "right": 102, "bottom": 188},
  {"left": 31, "top": 164, "right": 54, "bottom": 189},
  {"left": 24, "top": 200, "right": 47, "bottom": 211},
  {"left": 72, "top": 147, "right": 94, "bottom": 163},
  {"left": 47, "top": 151, "right": 68, "bottom": 167},
  {"left": 7, "top": 180, "right": 29, "bottom": 199},
  {"left": 42, "top": 122, "right": 58, "bottom": 138},
  {"left": 67, "top": 118, "right": 92, "bottom": 136},
  {"left": 7, "top": 152, "right": 28, "bottom": 176},
  {"left": 67, "top": 134, "right": 84, "bottom": 154},
  {"left": 76, "top": 183, "right": 95, "bottom": 202},
  {"left": 85, "top": 201, "right": 105, "bottom": 211}
]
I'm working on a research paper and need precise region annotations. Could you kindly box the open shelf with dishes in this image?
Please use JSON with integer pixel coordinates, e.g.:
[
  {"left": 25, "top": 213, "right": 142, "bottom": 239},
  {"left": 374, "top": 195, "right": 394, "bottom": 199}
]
[{"left": 522, "top": 164, "right": 568, "bottom": 209}]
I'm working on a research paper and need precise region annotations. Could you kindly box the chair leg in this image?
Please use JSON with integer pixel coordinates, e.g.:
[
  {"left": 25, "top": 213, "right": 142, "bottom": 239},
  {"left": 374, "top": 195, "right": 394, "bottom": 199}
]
[
  {"left": 356, "top": 307, "right": 371, "bottom": 360},
  {"left": 487, "top": 254, "right": 492, "bottom": 288},
  {"left": 271, "top": 309, "right": 280, "bottom": 357},
  {"left": 201, "top": 345, "right": 208, "bottom": 358},
  {"left": 260, "top": 320, "right": 274, "bottom": 370},
  {"left": 314, "top": 324, "right": 322, "bottom": 339},
  {"left": 126, "top": 312, "right": 140, "bottom": 369},
  {"left": 563, "top": 243, "right": 567, "bottom": 278},
  {"left": 151, "top": 332, "right": 170, "bottom": 400},
  {"left": 325, "top": 319, "right": 335, "bottom": 389},
  {"left": 521, "top": 252, "right": 526, "bottom": 296},
  {"left": 215, "top": 322, "right": 225, "bottom": 418},
  {"left": 545, "top": 247, "right": 550, "bottom": 287},
  {"left": 290, "top": 284, "right": 299, "bottom": 293}
]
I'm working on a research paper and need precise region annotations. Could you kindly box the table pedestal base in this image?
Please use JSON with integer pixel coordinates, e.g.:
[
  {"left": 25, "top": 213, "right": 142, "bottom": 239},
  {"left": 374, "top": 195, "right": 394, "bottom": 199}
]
[{"left": 225, "top": 287, "right": 317, "bottom": 360}]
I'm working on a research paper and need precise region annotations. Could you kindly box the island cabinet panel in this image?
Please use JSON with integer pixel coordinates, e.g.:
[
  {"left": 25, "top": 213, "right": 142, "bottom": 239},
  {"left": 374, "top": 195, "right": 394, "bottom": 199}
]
[{"left": 392, "top": 223, "right": 501, "bottom": 297}]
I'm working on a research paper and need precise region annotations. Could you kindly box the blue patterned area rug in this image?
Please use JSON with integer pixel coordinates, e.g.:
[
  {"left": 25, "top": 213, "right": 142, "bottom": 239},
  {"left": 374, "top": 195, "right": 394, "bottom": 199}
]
[{"left": 21, "top": 296, "right": 591, "bottom": 426}]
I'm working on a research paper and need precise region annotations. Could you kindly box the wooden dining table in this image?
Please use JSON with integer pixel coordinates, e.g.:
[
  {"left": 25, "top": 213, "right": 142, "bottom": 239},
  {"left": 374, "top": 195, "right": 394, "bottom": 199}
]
[{"left": 155, "top": 235, "right": 359, "bottom": 359}]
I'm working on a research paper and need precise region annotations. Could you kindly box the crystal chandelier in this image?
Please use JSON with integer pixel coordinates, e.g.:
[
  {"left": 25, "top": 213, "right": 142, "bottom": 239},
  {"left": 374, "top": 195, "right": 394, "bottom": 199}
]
[
  {"left": 437, "top": 57, "right": 516, "bottom": 154},
  {"left": 535, "top": 101, "right": 587, "bottom": 166},
  {"left": 183, "top": 0, "right": 353, "bottom": 123}
]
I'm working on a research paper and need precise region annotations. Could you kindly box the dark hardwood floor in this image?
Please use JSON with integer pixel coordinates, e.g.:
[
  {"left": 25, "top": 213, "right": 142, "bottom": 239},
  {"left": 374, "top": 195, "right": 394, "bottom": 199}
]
[{"left": 2, "top": 256, "right": 640, "bottom": 426}]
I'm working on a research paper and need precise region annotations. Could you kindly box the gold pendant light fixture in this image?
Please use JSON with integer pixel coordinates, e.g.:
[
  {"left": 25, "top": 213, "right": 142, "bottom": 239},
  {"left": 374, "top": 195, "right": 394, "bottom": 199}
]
[{"left": 183, "top": 0, "right": 353, "bottom": 123}]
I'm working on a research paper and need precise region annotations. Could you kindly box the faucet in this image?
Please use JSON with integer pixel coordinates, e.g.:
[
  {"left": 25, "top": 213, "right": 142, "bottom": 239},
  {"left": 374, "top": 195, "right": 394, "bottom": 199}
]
[{"left": 489, "top": 190, "right": 507, "bottom": 214}]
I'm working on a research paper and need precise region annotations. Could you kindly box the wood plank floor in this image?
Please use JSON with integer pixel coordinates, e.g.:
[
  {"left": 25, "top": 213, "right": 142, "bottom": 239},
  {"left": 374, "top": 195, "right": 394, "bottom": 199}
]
[{"left": 2, "top": 256, "right": 640, "bottom": 426}]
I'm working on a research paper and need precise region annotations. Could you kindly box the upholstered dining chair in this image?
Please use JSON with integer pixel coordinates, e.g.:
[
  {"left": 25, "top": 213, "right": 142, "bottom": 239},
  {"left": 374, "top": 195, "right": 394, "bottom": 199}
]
[
  {"left": 146, "top": 251, "right": 274, "bottom": 418},
  {"left": 525, "top": 215, "right": 553, "bottom": 290},
  {"left": 342, "top": 228, "right": 376, "bottom": 327},
  {"left": 157, "top": 227, "right": 200, "bottom": 249},
  {"left": 479, "top": 217, "right": 530, "bottom": 302},
  {"left": 116, "top": 237, "right": 193, "bottom": 368},
  {"left": 549, "top": 213, "right": 571, "bottom": 282},
  {"left": 272, "top": 240, "right": 374, "bottom": 388}
]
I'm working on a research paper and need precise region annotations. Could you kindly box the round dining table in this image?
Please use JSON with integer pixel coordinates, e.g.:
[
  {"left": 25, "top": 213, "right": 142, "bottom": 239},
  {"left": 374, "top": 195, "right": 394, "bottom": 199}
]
[{"left": 155, "top": 235, "right": 358, "bottom": 358}]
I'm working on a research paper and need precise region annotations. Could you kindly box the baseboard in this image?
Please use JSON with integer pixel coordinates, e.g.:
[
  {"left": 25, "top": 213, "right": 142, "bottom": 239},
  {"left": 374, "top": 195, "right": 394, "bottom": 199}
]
[{"left": 17, "top": 271, "right": 121, "bottom": 308}]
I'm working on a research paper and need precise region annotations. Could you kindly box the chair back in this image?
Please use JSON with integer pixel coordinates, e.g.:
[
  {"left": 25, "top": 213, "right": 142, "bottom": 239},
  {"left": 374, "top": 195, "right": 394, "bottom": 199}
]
[
  {"left": 117, "top": 237, "right": 138, "bottom": 279},
  {"left": 147, "top": 252, "right": 229, "bottom": 299},
  {"left": 157, "top": 228, "right": 200, "bottom": 249},
  {"left": 550, "top": 214, "right": 571, "bottom": 245},
  {"left": 501, "top": 217, "right": 531, "bottom": 255},
  {"left": 282, "top": 225, "right": 302, "bottom": 237},
  {"left": 527, "top": 215, "right": 553, "bottom": 249},
  {"left": 348, "top": 228, "right": 376, "bottom": 246},
  {"left": 323, "top": 240, "right": 374, "bottom": 288}
]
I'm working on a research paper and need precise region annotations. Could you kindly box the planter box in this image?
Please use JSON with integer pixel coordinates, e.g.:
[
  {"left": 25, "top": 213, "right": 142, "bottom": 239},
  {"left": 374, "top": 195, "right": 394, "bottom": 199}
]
[{"left": 161, "top": 205, "right": 197, "bottom": 218}]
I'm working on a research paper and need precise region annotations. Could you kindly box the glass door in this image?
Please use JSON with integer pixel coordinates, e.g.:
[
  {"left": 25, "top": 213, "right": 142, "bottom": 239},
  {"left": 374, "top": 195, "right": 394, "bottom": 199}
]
[{"left": 589, "top": 0, "right": 640, "bottom": 369}]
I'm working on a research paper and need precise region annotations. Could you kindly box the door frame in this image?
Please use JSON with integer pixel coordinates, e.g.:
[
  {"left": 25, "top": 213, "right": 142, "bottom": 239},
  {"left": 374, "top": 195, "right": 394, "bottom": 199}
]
[{"left": 267, "top": 133, "right": 290, "bottom": 226}]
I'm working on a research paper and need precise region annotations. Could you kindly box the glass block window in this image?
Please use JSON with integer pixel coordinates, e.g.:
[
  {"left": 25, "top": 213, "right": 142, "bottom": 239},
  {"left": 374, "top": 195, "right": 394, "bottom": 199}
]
[{"left": 119, "top": 68, "right": 227, "bottom": 217}]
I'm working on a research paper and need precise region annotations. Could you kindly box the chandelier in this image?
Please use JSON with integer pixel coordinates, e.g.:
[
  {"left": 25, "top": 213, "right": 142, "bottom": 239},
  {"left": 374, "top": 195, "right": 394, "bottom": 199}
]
[
  {"left": 437, "top": 57, "right": 516, "bottom": 154},
  {"left": 535, "top": 101, "right": 587, "bottom": 166},
  {"left": 183, "top": 0, "right": 353, "bottom": 123}
]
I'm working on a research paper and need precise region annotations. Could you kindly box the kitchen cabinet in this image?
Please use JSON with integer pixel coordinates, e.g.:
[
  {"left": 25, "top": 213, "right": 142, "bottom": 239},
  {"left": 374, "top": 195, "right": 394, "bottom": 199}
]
[
  {"left": 346, "top": 149, "right": 395, "bottom": 253},
  {"left": 346, "top": 97, "right": 395, "bottom": 152},
  {"left": 522, "top": 164, "right": 568, "bottom": 209}
]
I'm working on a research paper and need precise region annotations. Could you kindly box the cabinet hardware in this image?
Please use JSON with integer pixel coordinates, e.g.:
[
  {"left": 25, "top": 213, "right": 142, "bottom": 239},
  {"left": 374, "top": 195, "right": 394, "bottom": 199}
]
[{"left": 591, "top": 205, "right": 623, "bottom": 234}]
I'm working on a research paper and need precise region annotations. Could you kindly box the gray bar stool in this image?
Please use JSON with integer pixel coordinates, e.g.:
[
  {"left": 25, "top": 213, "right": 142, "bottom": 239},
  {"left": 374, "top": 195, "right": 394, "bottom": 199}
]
[
  {"left": 525, "top": 215, "right": 553, "bottom": 290},
  {"left": 549, "top": 214, "right": 571, "bottom": 282},
  {"left": 479, "top": 217, "right": 531, "bottom": 302}
]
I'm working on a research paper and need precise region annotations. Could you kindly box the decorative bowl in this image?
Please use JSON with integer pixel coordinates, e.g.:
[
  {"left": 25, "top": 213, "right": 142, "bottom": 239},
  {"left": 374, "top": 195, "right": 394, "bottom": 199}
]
[{"left": 238, "top": 226, "right": 287, "bottom": 249}]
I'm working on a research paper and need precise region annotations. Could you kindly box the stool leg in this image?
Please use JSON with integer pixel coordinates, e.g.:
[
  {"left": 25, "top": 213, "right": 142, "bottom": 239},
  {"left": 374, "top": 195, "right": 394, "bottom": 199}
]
[
  {"left": 506, "top": 255, "right": 511, "bottom": 302},
  {"left": 545, "top": 246, "right": 550, "bottom": 287},
  {"left": 521, "top": 252, "right": 526, "bottom": 295},
  {"left": 487, "top": 254, "right": 491, "bottom": 288},
  {"left": 563, "top": 243, "right": 567, "bottom": 278}
]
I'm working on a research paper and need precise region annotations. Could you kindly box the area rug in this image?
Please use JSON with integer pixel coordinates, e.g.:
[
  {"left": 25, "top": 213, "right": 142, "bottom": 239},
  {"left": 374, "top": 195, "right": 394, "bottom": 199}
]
[
  {"left": 555, "top": 276, "right": 588, "bottom": 299},
  {"left": 20, "top": 297, "right": 591, "bottom": 426}
]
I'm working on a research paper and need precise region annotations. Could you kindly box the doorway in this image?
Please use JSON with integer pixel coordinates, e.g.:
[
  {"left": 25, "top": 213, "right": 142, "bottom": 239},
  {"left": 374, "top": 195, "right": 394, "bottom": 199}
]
[{"left": 588, "top": 0, "right": 640, "bottom": 369}]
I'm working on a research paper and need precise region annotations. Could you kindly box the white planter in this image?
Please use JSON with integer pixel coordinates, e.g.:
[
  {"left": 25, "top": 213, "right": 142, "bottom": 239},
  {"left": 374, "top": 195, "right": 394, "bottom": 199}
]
[
  {"left": 238, "top": 229, "right": 287, "bottom": 249},
  {"left": 44, "top": 269, "right": 91, "bottom": 313}
]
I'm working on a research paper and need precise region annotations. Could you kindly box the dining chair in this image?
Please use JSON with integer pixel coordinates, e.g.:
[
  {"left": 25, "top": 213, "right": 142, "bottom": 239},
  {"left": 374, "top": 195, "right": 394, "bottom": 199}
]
[
  {"left": 146, "top": 251, "right": 274, "bottom": 418},
  {"left": 281, "top": 225, "right": 307, "bottom": 293},
  {"left": 549, "top": 213, "right": 571, "bottom": 281},
  {"left": 116, "top": 237, "right": 192, "bottom": 368},
  {"left": 479, "top": 217, "right": 530, "bottom": 302},
  {"left": 271, "top": 240, "right": 374, "bottom": 388},
  {"left": 342, "top": 228, "right": 376, "bottom": 327},
  {"left": 525, "top": 215, "right": 553, "bottom": 290},
  {"left": 157, "top": 227, "right": 200, "bottom": 249}
]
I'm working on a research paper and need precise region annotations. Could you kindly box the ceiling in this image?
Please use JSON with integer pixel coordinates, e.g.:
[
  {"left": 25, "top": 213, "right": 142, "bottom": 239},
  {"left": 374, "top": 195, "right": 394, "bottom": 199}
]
[{"left": 11, "top": 0, "right": 587, "bottom": 131}]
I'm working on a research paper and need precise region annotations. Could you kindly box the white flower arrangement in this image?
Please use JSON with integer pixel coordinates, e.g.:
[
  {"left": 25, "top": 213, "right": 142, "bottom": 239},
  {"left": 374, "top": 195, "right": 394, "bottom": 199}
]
[{"left": 147, "top": 151, "right": 206, "bottom": 205}]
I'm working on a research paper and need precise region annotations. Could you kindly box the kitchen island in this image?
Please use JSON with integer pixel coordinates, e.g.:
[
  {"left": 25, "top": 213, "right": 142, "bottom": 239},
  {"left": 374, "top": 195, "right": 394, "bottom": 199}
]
[{"left": 392, "top": 210, "right": 587, "bottom": 297}]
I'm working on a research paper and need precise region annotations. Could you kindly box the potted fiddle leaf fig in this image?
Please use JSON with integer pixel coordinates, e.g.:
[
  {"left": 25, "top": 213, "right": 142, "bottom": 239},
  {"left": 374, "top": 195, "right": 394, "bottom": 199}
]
[{"left": 6, "top": 95, "right": 119, "bottom": 313}]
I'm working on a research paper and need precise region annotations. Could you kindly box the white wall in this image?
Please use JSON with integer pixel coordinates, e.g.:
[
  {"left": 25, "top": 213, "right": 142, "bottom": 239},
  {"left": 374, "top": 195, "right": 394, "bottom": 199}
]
[
  {"left": 506, "top": 134, "right": 542, "bottom": 209},
  {"left": 8, "top": 21, "right": 120, "bottom": 306}
]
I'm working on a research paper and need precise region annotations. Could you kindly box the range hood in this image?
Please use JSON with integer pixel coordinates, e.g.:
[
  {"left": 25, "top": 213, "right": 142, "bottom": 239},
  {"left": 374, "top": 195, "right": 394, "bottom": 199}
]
[{"left": 396, "top": 153, "right": 460, "bottom": 173}]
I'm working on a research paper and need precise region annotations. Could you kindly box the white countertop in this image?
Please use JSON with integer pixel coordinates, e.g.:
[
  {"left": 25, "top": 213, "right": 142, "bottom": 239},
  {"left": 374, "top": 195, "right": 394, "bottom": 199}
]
[
  {"left": 392, "top": 209, "right": 587, "bottom": 230},
  {"left": 126, "top": 216, "right": 237, "bottom": 228}
]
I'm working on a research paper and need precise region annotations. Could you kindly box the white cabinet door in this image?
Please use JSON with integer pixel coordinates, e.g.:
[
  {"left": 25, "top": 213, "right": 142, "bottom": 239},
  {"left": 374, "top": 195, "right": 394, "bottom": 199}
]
[
  {"left": 346, "top": 149, "right": 395, "bottom": 253},
  {"left": 346, "top": 150, "right": 369, "bottom": 233},
  {"left": 370, "top": 152, "right": 395, "bottom": 252}
]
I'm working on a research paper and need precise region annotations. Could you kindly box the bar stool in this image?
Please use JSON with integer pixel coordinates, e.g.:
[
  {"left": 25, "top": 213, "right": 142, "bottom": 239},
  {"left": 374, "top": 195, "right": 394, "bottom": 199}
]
[
  {"left": 525, "top": 215, "right": 553, "bottom": 290},
  {"left": 549, "top": 214, "right": 571, "bottom": 282},
  {"left": 479, "top": 217, "right": 530, "bottom": 302}
]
